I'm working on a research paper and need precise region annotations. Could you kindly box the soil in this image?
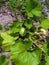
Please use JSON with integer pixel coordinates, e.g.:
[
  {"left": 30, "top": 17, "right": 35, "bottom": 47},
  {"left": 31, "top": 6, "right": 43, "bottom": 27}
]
[{"left": 0, "top": 5, "right": 16, "bottom": 31}]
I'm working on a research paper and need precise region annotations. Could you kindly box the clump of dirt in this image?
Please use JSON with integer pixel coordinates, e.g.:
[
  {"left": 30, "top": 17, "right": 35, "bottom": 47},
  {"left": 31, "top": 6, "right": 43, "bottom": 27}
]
[{"left": 0, "top": 5, "right": 16, "bottom": 31}]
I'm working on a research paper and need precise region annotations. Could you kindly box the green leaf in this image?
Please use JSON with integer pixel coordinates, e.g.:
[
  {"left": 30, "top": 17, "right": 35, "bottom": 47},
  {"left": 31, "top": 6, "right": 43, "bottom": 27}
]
[
  {"left": 10, "top": 27, "right": 20, "bottom": 33},
  {"left": 0, "top": 55, "right": 8, "bottom": 65},
  {"left": 42, "top": 42, "right": 48, "bottom": 53},
  {"left": 12, "top": 20, "right": 22, "bottom": 27},
  {"left": 45, "top": 55, "right": 49, "bottom": 65},
  {"left": 40, "top": 18, "right": 49, "bottom": 29},
  {"left": 10, "top": 40, "right": 41, "bottom": 65},
  {"left": 1, "top": 32, "right": 15, "bottom": 51},
  {"left": 24, "top": 19, "right": 32, "bottom": 29},
  {"left": 26, "top": 0, "right": 42, "bottom": 17},
  {"left": 10, "top": 20, "right": 21, "bottom": 33},
  {"left": 1, "top": 32, "right": 15, "bottom": 45},
  {"left": 11, "top": 40, "right": 32, "bottom": 54},
  {"left": 31, "top": 5, "right": 42, "bottom": 16},
  {"left": 26, "top": 0, "right": 37, "bottom": 12}
]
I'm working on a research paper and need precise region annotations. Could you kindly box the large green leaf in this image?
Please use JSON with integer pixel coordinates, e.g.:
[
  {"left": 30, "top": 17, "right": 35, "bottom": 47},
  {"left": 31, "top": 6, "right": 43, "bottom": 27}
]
[
  {"left": 0, "top": 55, "right": 8, "bottom": 65},
  {"left": 10, "top": 40, "right": 41, "bottom": 65},
  {"left": 26, "top": 0, "right": 42, "bottom": 17},
  {"left": 40, "top": 18, "right": 49, "bottom": 29}
]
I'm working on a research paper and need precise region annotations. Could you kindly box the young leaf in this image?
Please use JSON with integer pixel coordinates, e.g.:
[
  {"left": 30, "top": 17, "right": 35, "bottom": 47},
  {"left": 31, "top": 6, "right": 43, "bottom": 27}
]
[{"left": 19, "top": 27, "right": 26, "bottom": 36}]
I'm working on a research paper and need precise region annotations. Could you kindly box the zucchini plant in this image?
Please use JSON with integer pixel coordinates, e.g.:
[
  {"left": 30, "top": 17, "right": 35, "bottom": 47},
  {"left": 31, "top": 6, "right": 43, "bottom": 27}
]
[{"left": 0, "top": 0, "right": 49, "bottom": 65}]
